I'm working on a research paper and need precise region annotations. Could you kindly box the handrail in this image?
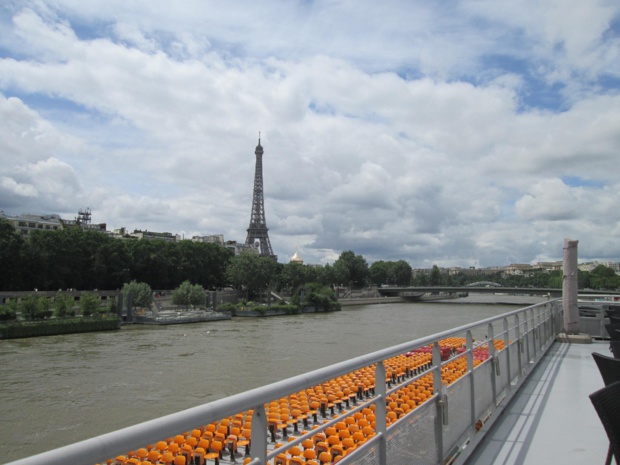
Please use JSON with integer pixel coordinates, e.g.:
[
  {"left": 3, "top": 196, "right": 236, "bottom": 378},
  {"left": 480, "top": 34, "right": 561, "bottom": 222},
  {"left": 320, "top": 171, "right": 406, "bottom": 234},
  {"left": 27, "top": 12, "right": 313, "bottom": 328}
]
[{"left": 7, "top": 299, "right": 562, "bottom": 465}]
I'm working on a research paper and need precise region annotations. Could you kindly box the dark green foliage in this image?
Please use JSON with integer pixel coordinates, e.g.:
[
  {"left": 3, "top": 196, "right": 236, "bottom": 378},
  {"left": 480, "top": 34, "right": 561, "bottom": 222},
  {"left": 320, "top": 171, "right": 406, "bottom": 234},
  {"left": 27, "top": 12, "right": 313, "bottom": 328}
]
[
  {"left": 226, "top": 253, "right": 279, "bottom": 297},
  {"left": 79, "top": 293, "right": 100, "bottom": 316},
  {"left": 122, "top": 281, "right": 153, "bottom": 309},
  {"left": 293, "top": 282, "right": 339, "bottom": 311},
  {"left": 0, "top": 300, "right": 18, "bottom": 321},
  {"left": 171, "top": 281, "right": 207, "bottom": 310},
  {"left": 369, "top": 260, "right": 413, "bottom": 286},
  {"left": 20, "top": 297, "right": 40, "bottom": 320},
  {"left": 0, "top": 219, "right": 25, "bottom": 291},
  {"left": 1, "top": 223, "right": 233, "bottom": 292},
  {"left": 217, "top": 303, "right": 237, "bottom": 312},
  {"left": 333, "top": 251, "right": 369, "bottom": 287},
  {"left": 53, "top": 294, "right": 75, "bottom": 318}
]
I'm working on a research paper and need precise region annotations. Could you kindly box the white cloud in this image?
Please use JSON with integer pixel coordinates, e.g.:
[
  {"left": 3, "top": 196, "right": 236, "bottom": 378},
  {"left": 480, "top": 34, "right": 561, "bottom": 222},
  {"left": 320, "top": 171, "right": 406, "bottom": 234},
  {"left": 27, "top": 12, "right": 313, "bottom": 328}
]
[{"left": 0, "top": 1, "right": 619, "bottom": 266}]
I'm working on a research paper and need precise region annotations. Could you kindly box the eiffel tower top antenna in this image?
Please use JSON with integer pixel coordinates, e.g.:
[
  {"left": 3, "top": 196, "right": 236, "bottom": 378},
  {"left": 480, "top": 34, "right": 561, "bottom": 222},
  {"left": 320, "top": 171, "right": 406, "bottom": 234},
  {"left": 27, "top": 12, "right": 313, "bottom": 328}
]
[{"left": 245, "top": 134, "right": 276, "bottom": 259}]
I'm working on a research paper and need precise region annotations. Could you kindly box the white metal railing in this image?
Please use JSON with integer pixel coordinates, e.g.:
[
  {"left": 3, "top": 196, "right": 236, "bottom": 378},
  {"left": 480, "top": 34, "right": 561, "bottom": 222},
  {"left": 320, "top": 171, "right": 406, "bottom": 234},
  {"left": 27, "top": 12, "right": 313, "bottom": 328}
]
[{"left": 7, "top": 300, "right": 563, "bottom": 465}]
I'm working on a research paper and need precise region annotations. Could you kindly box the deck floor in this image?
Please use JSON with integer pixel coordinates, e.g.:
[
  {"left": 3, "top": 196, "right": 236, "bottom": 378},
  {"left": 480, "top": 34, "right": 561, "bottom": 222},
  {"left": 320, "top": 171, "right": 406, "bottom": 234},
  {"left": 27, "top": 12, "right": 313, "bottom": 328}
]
[{"left": 466, "top": 339, "right": 611, "bottom": 465}]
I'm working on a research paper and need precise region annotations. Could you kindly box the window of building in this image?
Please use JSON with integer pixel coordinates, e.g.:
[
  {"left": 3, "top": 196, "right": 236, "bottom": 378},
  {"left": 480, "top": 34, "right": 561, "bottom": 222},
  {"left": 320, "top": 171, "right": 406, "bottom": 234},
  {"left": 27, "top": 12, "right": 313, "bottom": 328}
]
[
  {"left": 19, "top": 221, "right": 26, "bottom": 227},
  {"left": 28, "top": 223, "right": 35, "bottom": 228}
]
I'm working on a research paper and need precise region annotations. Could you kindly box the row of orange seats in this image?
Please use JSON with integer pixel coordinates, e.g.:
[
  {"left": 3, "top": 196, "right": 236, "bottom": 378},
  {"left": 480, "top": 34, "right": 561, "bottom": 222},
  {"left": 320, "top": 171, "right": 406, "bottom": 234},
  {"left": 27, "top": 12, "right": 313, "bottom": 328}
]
[{"left": 104, "top": 338, "right": 503, "bottom": 465}]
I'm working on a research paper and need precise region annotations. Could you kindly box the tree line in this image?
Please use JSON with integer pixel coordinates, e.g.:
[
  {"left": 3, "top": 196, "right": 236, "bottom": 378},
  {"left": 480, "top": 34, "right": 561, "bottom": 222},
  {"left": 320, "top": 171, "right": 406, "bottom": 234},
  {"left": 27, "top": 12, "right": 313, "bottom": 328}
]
[{"left": 1, "top": 218, "right": 618, "bottom": 295}]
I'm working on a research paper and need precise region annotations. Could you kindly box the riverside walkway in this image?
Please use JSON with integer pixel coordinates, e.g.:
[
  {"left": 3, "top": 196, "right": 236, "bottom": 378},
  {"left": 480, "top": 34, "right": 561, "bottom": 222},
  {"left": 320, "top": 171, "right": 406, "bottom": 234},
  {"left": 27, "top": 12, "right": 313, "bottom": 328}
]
[{"left": 5, "top": 298, "right": 612, "bottom": 465}]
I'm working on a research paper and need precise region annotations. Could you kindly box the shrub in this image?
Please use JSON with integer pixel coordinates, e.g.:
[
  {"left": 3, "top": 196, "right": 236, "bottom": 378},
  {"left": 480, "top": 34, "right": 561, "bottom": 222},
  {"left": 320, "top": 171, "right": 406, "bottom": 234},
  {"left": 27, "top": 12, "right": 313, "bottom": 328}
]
[
  {"left": 80, "top": 293, "right": 100, "bottom": 317},
  {"left": 53, "top": 293, "right": 74, "bottom": 318},
  {"left": 0, "top": 299, "right": 18, "bottom": 321},
  {"left": 36, "top": 297, "right": 53, "bottom": 319},
  {"left": 122, "top": 281, "right": 153, "bottom": 309},
  {"left": 171, "top": 281, "right": 207, "bottom": 310},
  {"left": 20, "top": 297, "right": 40, "bottom": 320}
]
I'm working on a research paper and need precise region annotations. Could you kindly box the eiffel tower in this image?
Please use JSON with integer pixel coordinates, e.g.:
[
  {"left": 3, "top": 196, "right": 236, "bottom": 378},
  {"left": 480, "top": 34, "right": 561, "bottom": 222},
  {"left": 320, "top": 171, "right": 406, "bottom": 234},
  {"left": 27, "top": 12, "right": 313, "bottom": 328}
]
[{"left": 245, "top": 135, "right": 277, "bottom": 259}]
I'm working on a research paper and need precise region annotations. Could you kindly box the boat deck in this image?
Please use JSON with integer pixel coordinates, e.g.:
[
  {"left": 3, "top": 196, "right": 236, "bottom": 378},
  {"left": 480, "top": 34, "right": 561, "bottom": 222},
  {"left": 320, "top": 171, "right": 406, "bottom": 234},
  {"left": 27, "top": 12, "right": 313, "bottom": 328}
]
[{"left": 466, "top": 339, "right": 611, "bottom": 465}]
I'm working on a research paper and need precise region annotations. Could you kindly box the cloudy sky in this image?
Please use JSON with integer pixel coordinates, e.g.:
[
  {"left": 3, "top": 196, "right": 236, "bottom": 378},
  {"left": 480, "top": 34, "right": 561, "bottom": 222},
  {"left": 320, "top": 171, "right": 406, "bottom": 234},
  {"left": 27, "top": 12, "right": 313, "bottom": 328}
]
[{"left": 1, "top": 1, "right": 619, "bottom": 268}]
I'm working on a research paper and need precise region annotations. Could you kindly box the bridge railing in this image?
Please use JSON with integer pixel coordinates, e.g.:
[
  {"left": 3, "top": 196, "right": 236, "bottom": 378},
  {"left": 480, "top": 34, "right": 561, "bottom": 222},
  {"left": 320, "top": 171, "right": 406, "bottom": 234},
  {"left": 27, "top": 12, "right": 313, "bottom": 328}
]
[{"left": 7, "top": 300, "right": 563, "bottom": 465}]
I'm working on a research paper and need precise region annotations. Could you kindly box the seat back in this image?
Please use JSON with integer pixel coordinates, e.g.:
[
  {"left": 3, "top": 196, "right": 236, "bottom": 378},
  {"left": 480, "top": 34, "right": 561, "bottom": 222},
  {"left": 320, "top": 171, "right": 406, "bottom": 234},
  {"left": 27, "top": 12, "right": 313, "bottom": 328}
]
[
  {"left": 589, "top": 381, "right": 620, "bottom": 464},
  {"left": 592, "top": 352, "right": 620, "bottom": 386},
  {"left": 605, "top": 324, "right": 620, "bottom": 341}
]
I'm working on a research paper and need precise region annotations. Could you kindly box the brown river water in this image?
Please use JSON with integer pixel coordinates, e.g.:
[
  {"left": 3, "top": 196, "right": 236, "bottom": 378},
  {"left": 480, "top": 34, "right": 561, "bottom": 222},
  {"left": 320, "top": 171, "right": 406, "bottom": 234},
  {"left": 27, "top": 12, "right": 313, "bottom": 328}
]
[{"left": 0, "top": 295, "right": 545, "bottom": 463}]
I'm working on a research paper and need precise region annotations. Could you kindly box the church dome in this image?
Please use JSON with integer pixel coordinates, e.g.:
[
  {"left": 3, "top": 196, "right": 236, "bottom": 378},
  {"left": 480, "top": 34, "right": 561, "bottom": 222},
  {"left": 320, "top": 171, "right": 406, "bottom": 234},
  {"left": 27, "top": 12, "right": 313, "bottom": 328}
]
[{"left": 290, "top": 251, "right": 303, "bottom": 264}]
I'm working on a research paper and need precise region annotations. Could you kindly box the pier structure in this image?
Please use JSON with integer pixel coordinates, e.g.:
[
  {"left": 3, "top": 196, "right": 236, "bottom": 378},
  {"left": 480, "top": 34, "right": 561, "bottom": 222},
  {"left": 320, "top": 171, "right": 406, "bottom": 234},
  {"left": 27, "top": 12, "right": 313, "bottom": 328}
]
[{"left": 10, "top": 296, "right": 609, "bottom": 465}]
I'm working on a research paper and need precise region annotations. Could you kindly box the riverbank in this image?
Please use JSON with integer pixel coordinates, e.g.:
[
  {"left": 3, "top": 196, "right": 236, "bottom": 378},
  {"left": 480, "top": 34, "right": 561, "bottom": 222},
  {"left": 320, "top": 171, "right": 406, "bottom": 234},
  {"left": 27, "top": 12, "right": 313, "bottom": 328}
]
[{"left": 0, "top": 316, "right": 121, "bottom": 339}]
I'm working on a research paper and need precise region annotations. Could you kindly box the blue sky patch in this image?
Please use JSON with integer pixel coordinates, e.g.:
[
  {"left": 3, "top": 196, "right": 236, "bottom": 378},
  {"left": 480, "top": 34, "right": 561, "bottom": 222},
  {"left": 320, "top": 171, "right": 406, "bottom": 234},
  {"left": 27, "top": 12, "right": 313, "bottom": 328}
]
[{"left": 562, "top": 176, "right": 604, "bottom": 189}]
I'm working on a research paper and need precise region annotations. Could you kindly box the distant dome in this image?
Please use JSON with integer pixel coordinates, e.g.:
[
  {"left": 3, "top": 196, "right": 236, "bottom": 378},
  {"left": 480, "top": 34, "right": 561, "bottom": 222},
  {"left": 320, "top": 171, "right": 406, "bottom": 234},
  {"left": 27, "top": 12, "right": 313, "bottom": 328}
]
[{"left": 290, "top": 251, "right": 304, "bottom": 264}]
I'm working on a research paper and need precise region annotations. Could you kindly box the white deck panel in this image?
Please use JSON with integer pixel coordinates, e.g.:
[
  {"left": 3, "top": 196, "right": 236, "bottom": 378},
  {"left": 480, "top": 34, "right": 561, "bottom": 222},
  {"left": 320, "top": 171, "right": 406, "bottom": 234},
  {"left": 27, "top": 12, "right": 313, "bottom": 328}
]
[{"left": 466, "top": 340, "right": 611, "bottom": 465}]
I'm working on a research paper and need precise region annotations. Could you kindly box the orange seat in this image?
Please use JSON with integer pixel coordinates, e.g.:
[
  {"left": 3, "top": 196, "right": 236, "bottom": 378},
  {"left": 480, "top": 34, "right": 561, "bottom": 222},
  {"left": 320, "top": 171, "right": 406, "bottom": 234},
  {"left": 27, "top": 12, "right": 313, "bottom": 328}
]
[
  {"left": 193, "top": 447, "right": 206, "bottom": 465},
  {"left": 226, "top": 434, "right": 238, "bottom": 461},
  {"left": 237, "top": 429, "right": 251, "bottom": 455},
  {"left": 318, "top": 451, "right": 332, "bottom": 465},
  {"left": 331, "top": 444, "right": 345, "bottom": 459},
  {"left": 315, "top": 442, "right": 329, "bottom": 455},
  {"left": 204, "top": 440, "right": 223, "bottom": 465},
  {"left": 342, "top": 437, "right": 356, "bottom": 452},
  {"left": 303, "top": 449, "right": 317, "bottom": 461},
  {"left": 147, "top": 450, "right": 161, "bottom": 463}
]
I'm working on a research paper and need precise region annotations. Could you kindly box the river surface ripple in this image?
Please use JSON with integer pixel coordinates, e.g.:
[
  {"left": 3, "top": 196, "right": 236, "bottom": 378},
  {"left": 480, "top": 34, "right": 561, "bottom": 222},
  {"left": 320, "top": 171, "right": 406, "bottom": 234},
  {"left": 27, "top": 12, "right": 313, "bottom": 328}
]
[{"left": 0, "top": 296, "right": 544, "bottom": 463}]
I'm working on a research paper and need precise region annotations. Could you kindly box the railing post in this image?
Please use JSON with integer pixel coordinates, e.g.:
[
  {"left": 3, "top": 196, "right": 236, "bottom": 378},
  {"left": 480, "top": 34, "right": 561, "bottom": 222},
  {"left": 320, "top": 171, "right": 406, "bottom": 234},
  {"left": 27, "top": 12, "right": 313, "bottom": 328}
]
[
  {"left": 466, "top": 330, "right": 475, "bottom": 429},
  {"left": 375, "top": 362, "right": 388, "bottom": 465},
  {"left": 433, "top": 342, "right": 444, "bottom": 459},
  {"left": 251, "top": 405, "right": 268, "bottom": 465},
  {"left": 502, "top": 317, "right": 510, "bottom": 393},
  {"left": 515, "top": 313, "right": 523, "bottom": 377},
  {"left": 487, "top": 324, "right": 498, "bottom": 405},
  {"left": 524, "top": 310, "right": 532, "bottom": 364}
]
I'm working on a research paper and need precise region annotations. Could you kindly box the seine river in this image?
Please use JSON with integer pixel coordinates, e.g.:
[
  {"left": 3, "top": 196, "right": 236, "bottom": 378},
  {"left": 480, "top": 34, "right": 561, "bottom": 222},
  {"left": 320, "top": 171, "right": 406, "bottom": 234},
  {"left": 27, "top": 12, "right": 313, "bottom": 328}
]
[{"left": 0, "top": 295, "right": 545, "bottom": 463}]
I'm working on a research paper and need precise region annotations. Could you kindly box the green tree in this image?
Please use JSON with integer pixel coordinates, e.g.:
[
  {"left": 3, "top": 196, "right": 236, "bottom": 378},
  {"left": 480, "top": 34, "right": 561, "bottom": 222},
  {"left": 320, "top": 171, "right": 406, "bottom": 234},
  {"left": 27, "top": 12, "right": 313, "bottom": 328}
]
[
  {"left": 333, "top": 251, "right": 369, "bottom": 287},
  {"left": 36, "top": 296, "right": 53, "bottom": 319},
  {"left": 79, "top": 293, "right": 100, "bottom": 316},
  {"left": 279, "top": 262, "right": 313, "bottom": 290},
  {"left": 0, "top": 299, "right": 18, "bottom": 321},
  {"left": 430, "top": 265, "right": 442, "bottom": 286},
  {"left": 53, "top": 293, "right": 75, "bottom": 317},
  {"left": 226, "top": 253, "right": 278, "bottom": 298},
  {"left": 0, "top": 218, "right": 25, "bottom": 291},
  {"left": 293, "top": 283, "right": 339, "bottom": 311},
  {"left": 171, "top": 280, "right": 207, "bottom": 310},
  {"left": 369, "top": 261, "right": 390, "bottom": 286},
  {"left": 590, "top": 265, "right": 620, "bottom": 290},
  {"left": 20, "top": 296, "right": 40, "bottom": 320},
  {"left": 122, "top": 281, "right": 153, "bottom": 309},
  {"left": 390, "top": 260, "right": 413, "bottom": 286}
]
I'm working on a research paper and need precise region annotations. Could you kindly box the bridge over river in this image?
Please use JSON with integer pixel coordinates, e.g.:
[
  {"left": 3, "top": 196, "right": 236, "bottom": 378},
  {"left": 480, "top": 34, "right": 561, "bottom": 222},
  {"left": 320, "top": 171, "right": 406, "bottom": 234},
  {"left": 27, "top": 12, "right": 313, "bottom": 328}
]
[{"left": 377, "top": 286, "right": 619, "bottom": 299}]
